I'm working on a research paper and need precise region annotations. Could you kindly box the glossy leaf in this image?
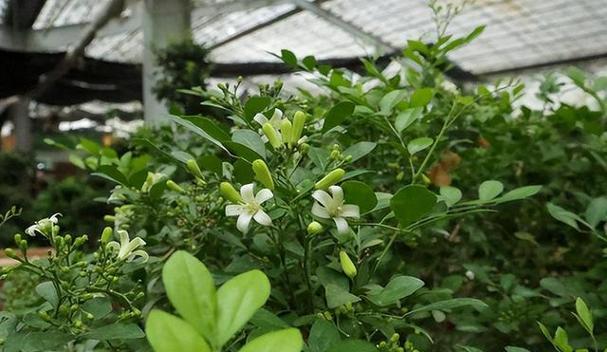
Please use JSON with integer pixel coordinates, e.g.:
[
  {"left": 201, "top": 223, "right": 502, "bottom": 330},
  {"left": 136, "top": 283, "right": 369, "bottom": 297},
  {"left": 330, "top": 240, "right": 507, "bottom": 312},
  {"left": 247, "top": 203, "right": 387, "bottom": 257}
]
[
  {"left": 478, "top": 180, "right": 504, "bottom": 201},
  {"left": 343, "top": 142, "right": 377, "bottom": 163},
  {"left": 440, "top": 186, "right": 462, "bottom": 207},
  {"left": 395, "top": 107, "right": 422, "bottom": 132},
  {"left": 238, "top": 328, "right": 303, "bottom": 352},
  {"left": 244, "top": 96, "right": 272, "bottom": 122},
  {"left": 407, "top": 137, "right": 433, "bottom": 155},
  {"left": 342, "top": 180, "right": 377, "bottom": 214},
  {"left": 146, "top": 310, "right": 211, "bottom": 352},
  {"left": 367, "top": 276, "right": 424, "bottom": 307},
  {"left": 322, "top": 102, "right": 355, "bottom": 132},
  {"left": 390, "top": 185, "right": 437, "bottom": 227},
  {"left": 410, "top": 88, "right": 434, "bottom": 107}
]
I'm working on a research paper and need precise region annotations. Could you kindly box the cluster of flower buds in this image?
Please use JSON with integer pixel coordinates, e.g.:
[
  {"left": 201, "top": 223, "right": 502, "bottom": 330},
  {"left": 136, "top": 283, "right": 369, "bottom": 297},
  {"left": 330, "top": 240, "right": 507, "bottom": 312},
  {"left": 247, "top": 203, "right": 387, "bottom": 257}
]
[
  {"left": 377, "top": 333, "right": 408, "bottom": 352},
  {"left": 334, "top": 302, "right": 354, "bottom": 315},
  {"left": 256, "top": 109, "right": 308, "bottom": 150}
]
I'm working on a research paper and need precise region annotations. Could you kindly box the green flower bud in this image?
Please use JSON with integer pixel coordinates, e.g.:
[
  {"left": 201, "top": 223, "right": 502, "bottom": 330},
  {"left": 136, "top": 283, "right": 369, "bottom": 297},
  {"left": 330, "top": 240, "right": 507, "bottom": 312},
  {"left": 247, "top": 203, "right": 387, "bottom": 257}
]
[
  {"left": 339, "top": 250, "right": 357, "bottom": 279},
  {"left": 186, "top": 159, "right": 205, "bottom": 180},
  {"left": 141, "top": 172, "right": 155, "bottom": 192},
  {"left": 166, "top": 180, "right": 186, "bottom": 194},
  {"left": 3, "top": 248, "right": 17, "bottom": 259},
  {"left": 280, "top": 119, "right": 293, "bottom": 147},
  {"left": 307, "top": 221, "right": 323, "bottom": 235},
  {"left": 330, "top": 150, "right": 341, "bottom": 160},
  {"left": 19, "top": 240, "right": 28, "bottom": 252},
  {"left": 103, "top": 215, "right": 115, "bottom": 223},
  {"left": 291, "top": 111, "right": 306, "bottom": 144},
  {"left": 220, "top": 182, "right": 243, "bottom": 203},
  {"left": 13, "top": 234, "right": 21, "bottom": 245},
  {"left": 64, "top": 234, "right": 72, "bottom": 244},
  {"left": 262, "top": 123, "right": 282, "bottom": 149},
  {"left": 101, "top": 227, "right": 113, "bottom": 243},
  {"left": 252, "top": 159, "right": 274, "bottom": 190},
  {"left": 299, "top": 143, "right": 310, "bottom": 153},
  {"left": 422, "top": 173, "right": 431, "bottom": 185},
  {"left": 314, "top": 168, "right": 345, "bottom": 190}
]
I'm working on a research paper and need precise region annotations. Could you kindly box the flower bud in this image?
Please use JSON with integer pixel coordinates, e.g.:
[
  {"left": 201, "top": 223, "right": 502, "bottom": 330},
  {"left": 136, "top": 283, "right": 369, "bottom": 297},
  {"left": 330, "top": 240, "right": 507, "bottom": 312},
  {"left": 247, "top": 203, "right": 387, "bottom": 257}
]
[
  {"left": 186, "top": 159, "right": 205, "bottom": 180},
  {"left": 252, "top": 159, "right": 274, "bottom": 190},
  {"left": 13, "top": 234, "right": 22, "bottom": 245},
  {"left": 103, "top": 215, "right": 115, "bottom": 223},
  {"left": 220, "top": 182, "right": 243, "bottom": 203},
  {"left": 101, "top": 227, "right": 113, "bottom": 243},
  {"left": 19, "top": 240, "right": 28, "bottom": 252},
  {"left": 280, "top": 119, "right": 293, "bottom": 147},
  {"left": 141, "top": 172, "right": 155, "bottom": 192},
  {"left": 262, "top": 123, "right": 282, "bottom": 149},
  {"left": 299, "top": 143, "right": 310, "bottom": 154},
  {"left": 291, "top": 111, "right": 306, "bottom": 144},
  {"left": 339, "top": 250, "right": 357, "bottom": 279},
  {"left": 315, "top": 168, "right": 345, "bottom": 190},
  {"left": 166, "top": 180, "right": 186, "bottom": 194},
  {"left": 422, "top": 173, "right": 431, "bottom": 185},
  {"left": 307, "top": 221, "right": 323, "bottom": 235},
  {"left": 4, "top": 248, "right": 17, "bottom": 259}
]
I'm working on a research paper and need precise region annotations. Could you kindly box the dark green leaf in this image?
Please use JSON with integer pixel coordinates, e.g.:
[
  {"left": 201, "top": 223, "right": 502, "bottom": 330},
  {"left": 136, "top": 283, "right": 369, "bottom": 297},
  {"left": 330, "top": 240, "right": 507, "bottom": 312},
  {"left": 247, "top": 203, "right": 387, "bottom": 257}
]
[
  {"left": 390, "top": 185, "right": 437, "bottom": 227},
  {"left": 322, "top": 102, "right": 355, "bottom": 132}
]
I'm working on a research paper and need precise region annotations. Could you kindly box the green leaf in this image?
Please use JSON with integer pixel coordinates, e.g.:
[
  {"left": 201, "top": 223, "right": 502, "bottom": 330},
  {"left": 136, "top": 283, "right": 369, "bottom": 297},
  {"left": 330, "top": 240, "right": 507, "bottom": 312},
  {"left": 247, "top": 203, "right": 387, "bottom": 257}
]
[
  {"left": 574, "top": 297, "right": 593, "bottom": 334},
  {"left": 322, "top": 102, "right": 355, "bottom": 132},
  {"left": 395, "top": 107, "right": 422, "bottom": 133},
  {"left": 82, "top": 297, "right": 112, "bottom": 320},
  {"left": 410, "top": 88, "right": 434, "bottom": 107},
  {"left": 77, "top": 138, "right": 101, "bottom": 155},
  {"left": 325, "top": 284, "right": 361, "bottom": 309},
  {"left": 505, "top": 347, "right": 531, "bottom": 352},
  {"left": 35, "top": 282, "right": 58, "bottom": 307},
  {"left": 327, "top": 340, "right": 377, "bottom": 352},
  {"left": 496, "top": 185, "right": 542, "bottom": 203},
  {"left": 239, "top": 328, "right": 303, "bottom": 352},
  {"left": 440, "top": 186, "right": 462, "bottom": 207},
  {"left": 250, "top": 309, "right": 290, "bottom": 330},
  {"left": 407, "top": 137, "right": 433, "bottom": 155},
  {"left": 281, "top": 49, "right": 298, "bottom": 66},
  {"left": 225, "top": 141, "right": 264, "bottom": 162},
  {"left": 478, "top": 180, "right": 504, "bottom": 201},
  {"left": 308, "top": 320, "right": 341, "bottom": 352},
  {"left": 343, "top": 142, "right": 377, "bottom": 163},
  {"left": 92, "top": 165, "right": 129, "bottom": 186},
  {"left": 216, "top": 270, "right": 271, "bottom": 347},
  {"left": 232, "top": 130, "right": 266, "bottom": 159},
  {"left": 406, "top": 298, "right": 488, "bottom": 316},
  {"left": 85, "top": 323, "right": 145, "bottom": 340},
  {"left": 170, "top": 115, "right": 228, "bottom": 152},
  {"left": 585, "top": 197, "right": 607, "bottom": 228},
  {"left": 180, "top": 115, "right": 231, "bottom": 142},
  {"left": 244, "top": 96, "right": 272, "bottom": 122},
  {"left": 69, "top": 154, "right": 86, "bottom": 169},
  {"left": 162, "top": 251, "right": 217, "bottom": 345},
  {"left": 390, "top": 185, "right": 437, "bottom": 227},
  {"left": 146, "top": 310, "right": 211, "bottom": 352},
  {"left": 379, "top": 89, "right": 407, "bottom": 113},
  {"left": 342, "top": 180, "right": 377, "bottom": 214},
  {"left": 546, "top": 203, "right": 583, "bottom": 231},
  {"left": 367, "top": 276, "right": 424, "bottom": 307}
]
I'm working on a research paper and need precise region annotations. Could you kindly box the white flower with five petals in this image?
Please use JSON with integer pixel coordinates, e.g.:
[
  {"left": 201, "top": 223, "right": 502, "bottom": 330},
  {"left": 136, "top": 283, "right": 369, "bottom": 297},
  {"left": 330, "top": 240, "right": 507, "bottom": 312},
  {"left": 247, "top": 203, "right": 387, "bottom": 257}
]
[
  {"left": 225, "top": 183, "right": 273, "bottom": 233},
  {"left": 107, "top": 230, "right": 148, "bottom": 263},
  {"left": 25, "top": 213, "right": 62, "bottom": 237},
  {"left": 312, "top": 186, "right": 359, "bottom": 234}
]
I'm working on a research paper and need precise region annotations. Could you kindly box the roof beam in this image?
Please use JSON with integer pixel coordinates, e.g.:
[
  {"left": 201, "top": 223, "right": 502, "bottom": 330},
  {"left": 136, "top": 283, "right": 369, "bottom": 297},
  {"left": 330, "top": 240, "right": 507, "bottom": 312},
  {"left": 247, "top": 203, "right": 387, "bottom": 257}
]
[{"left": 288, "top": 0, "right": 396, "bottom": 53}]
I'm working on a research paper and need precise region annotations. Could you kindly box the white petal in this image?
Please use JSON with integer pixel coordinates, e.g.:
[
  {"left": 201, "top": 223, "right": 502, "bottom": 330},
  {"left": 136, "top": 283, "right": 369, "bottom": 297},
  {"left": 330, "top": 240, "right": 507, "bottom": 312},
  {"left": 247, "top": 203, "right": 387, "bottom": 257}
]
[
  {"left": 312, "top": 202, "right": 331, "bottom": 219},
  {"left": 255, "top": 189, "right": 274, "bottom": 204},
  {"left": 312, "top": 190, "right": 333, "bottom": 208},
  {"left": 236, "top": 213, "right": 253, "bottom": 233},
  {"left": 333, "top": 217, "right": 350, "bottom": 234},
  {"left": 269, "top": 109, "right": 283, "bottom": 126},
  {"left": 106, "top": 241, "right": 120, "bottom": 253},
  {"left": 25, "top": 225, "right": 38, "bottom": 236},
  {"left": 129, "top": 250, "right": 149, "bottom": 263},
  {"left": 118, "top": 230, "right": 130, "bottom": 247},
  {"left": 341, "top": 204, "right": 360, "bottom": 218},
  {"left": 240, "top": 183, "right": 256, "bottom": 203},
  {"left": 226, "top": 204, "right": 244, "bottom": 217},
  {"left": 253, "top": 113, "right": 269, "bottom": 126},
  {"left": 253, "top": 210, "right": 272, "bottom": 226},
  {"left": 329, "top": 186, "right": 344, "bottom": 205},
  {"left": 49, "top": 213, "right": 62, "bottom": 223}
]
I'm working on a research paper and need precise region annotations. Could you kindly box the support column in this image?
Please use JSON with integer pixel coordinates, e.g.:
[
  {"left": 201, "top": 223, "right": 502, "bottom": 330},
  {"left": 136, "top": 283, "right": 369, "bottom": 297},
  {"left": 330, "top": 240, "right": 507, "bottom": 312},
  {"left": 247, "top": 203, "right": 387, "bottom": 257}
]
[
  {"left": 11, "top": 97, "right": 32, "bottom": 153},
  {"left": 142, "top": 0, "right": 192, "bottom": 124}
]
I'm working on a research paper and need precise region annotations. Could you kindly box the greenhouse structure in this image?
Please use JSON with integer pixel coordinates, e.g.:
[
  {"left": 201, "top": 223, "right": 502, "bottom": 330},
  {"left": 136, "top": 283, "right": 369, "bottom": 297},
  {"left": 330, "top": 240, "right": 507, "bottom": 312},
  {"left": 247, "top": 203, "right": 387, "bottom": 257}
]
[{"left": 0, "top": 0, "right": 606, "bottom": 351}]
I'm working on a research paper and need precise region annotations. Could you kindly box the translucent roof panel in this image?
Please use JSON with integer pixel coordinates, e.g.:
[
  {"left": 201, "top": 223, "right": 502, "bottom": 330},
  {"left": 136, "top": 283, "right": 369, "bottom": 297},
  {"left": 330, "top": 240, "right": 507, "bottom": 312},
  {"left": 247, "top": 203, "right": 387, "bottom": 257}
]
[{"left": 5, "top": 0, "right": 606, "bottom": 76}]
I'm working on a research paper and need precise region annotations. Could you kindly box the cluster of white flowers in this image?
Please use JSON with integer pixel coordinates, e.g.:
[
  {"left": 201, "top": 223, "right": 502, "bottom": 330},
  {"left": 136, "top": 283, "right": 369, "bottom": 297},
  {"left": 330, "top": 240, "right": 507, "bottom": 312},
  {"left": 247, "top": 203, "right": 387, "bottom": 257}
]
[{"left": 224, "top": 183, "right": 359, "bottom": 235}]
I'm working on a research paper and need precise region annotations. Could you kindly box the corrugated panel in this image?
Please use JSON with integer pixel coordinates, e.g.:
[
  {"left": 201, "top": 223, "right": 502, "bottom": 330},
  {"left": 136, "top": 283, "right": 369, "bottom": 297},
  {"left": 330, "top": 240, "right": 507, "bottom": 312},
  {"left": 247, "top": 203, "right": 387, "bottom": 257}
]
[{"left": 33, "top": 0, "right": 111, "bottom": 29}]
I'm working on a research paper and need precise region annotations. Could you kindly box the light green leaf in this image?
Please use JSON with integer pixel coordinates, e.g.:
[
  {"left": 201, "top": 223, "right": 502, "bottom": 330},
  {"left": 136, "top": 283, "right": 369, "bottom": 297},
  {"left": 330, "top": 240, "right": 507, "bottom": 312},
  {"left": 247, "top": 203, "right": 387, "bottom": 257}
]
[
  {"left": 496, "top": 185, "right": 542, "bottom": 203},
  {"left": 478, "top": 180, "right": 504, "bottom": 201},
  {"left": 395, "top": 107, "right": 423, "bottom": 132},
  {"left": 239, "top": 328, "right": 303, "bottom": 352},
  {"left": 574, "top": 297, "right": 593, "bottom": 334},
  {"left": 585, "top": 197, "right": 607, "bottom": 228},
  {"left": 232, "top": 130, "right": 266, "bottom": 159},
  {"left": 440, "top": 186, "right": 462, "bottom": 207},
  {"left": 146, "top": 310, "right": 211, "bottom": 352},
  {"left": 162, "top": 251, "right": 217, "bottom": 345},
  {"left": 379, "top": 89, "right": 407, "bottom": 113},
  {"left": 216, "top": 270, "right": 271, "bottom": 347},
  {"left": 322, "top": 102, "right": 355, "bottom": 132},
  {"left": 343, "top": 142, "right": 377, "bottom": 163},
  {"left": 410, "top": 88, "right": 434, "bottom": 107},
  {"left": 406, "top": 298, "right": 488, "bottom": 316},
  {"left": 35, "top": 282, "right": 58, "bottom": 307},
  {"left": 367, "top": 276, "right": 425, "bottom": 307},
  {"left": 85, "top": 323, "right": 145, "bottom": 340},
  {"left": 546, "top": 203, "right": 584, "bottom": 231},
  {"left": 342, "top": 180, "right": 377, "bottom": 214},
  {"left": 407, "top": 137, "right": 433, "bottom": 155},
  {"left": 390, "top": 185, "right": 437, "bottom": 227}
]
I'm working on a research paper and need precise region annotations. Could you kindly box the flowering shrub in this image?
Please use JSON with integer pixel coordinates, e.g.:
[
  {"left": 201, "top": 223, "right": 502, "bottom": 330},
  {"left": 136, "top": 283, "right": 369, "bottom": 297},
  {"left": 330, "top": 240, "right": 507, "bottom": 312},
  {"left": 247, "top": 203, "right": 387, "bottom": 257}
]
[{"left": 1, "top": 4, "right": 607, "bottom": 351}]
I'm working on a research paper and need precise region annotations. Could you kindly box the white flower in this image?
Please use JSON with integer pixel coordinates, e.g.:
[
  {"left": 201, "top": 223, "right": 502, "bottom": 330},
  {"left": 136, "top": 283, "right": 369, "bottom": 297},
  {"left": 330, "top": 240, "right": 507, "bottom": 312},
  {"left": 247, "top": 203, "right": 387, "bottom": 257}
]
[
  {"left": 225, "top": 183, "right": 273, "bottom": 233},
  {"left": 107, "top": 230, "right": 148, "bottom": 263},
  {"left": 25, "top": 213, "right": 62, "bottom": 237},
  {"left": 465, "top": 270, "right": 475, "bottom": 280},
  {"left": 311, "top": 186, "right": 359, "bottom": 234},
  {"left": 253, "top": 108, "right": 283, "bottom": 129},
  {"left": 141, "top": 172, "right": 166, "bottom": 193}
]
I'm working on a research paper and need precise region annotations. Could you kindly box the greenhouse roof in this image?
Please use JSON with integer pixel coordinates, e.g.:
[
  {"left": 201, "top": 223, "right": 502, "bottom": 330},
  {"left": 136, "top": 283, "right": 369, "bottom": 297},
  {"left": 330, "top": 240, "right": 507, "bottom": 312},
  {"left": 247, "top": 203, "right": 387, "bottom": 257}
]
[{"left": 1, "top": 0, "right": 606, "bottom": 76}]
